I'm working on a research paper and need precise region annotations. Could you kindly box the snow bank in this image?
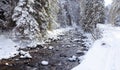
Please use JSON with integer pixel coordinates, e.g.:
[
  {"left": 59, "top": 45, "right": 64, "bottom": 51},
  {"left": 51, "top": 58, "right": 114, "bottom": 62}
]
[
  {"left": 72, "top": 24, "right": 120, "bottom": 70},
  {"left": 0, "top": 35, "right": 19, "bottom": 59},
  {"left": 46, "top": 27, "right": 73, "bottom": 39},
  {"left": 0, "top": 35, "right": 33, "bottom": 60}
]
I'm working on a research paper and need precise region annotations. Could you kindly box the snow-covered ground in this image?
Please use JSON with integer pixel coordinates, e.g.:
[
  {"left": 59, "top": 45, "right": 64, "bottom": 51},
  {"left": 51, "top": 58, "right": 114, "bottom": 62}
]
[
  {"left": 72, "top": 24, "right": 120, "bottom": 70},
  {"left": 0, "top": 35, "right": 33, "bottom": 60},
  {"left": 47, "top": 27, "right": 74, "bottom": 39},
  {"left": 0, "top": 35, "right": 19, "bottom": 59}
]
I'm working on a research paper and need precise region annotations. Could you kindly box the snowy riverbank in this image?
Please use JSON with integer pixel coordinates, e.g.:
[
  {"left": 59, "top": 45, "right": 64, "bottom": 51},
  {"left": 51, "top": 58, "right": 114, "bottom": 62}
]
[
  {"left": 0, "top": 27, "right": 73, "bottom": 60},
  {"left": 72, "top": 24, "right": 120, "bottom": 70}
]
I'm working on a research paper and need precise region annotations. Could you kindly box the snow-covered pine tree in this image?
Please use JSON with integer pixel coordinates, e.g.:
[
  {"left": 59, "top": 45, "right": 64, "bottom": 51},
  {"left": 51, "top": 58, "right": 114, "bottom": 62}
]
[{"left": 109, "top": 0, "right": 120, "bottom": 25}]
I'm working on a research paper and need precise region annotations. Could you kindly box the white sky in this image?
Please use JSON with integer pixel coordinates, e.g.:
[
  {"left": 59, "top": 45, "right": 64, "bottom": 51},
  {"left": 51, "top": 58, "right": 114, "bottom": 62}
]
[{"left": 104, "top": 0, "right": 113, "bottom": 6}]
